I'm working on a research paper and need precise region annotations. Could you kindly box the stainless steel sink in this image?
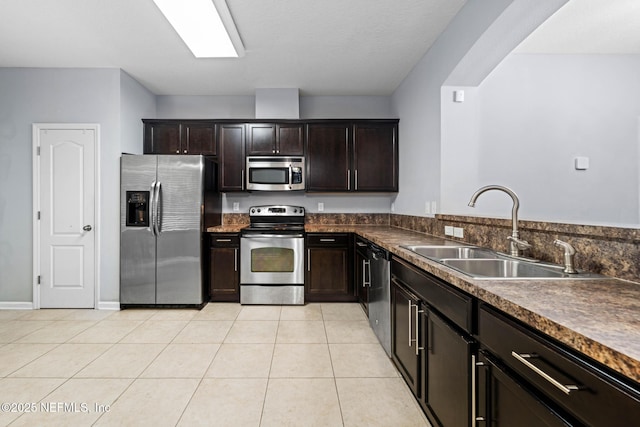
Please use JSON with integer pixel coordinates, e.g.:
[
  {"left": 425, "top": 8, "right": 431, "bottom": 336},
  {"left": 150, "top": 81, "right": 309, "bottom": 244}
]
[
  {"left": 401, "top": 245, "right": 497, "bottom": 260},
  {"left": 441, "top": 258, "right": 601, "bottom": 280}
]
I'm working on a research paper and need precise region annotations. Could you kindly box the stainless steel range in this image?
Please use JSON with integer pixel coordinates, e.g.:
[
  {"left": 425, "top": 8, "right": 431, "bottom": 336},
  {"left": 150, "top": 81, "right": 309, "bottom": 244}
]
[{"left": 240, "top": 205, "right": 305, "bottom": 305}]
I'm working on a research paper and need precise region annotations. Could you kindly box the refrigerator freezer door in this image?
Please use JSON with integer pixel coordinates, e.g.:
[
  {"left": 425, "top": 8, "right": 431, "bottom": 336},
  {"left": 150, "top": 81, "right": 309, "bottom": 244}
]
[
  {"left": 155, "top": 156, "right": 205, "bottom": 304},
  {"left": 121, "top": 155, "right": 158, "bottom": 304}
]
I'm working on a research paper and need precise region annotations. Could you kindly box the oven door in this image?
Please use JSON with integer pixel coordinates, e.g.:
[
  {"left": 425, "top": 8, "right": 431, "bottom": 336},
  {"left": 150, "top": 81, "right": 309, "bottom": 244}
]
[{"left": 240, "top": 234, "right": 304, "bottom": 285}]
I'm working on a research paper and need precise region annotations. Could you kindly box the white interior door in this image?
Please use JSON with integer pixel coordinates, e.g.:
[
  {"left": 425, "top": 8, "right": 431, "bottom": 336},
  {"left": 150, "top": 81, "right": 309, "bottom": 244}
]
[{"left": 35, "top": 125, "right": 98, "bottom": 308}]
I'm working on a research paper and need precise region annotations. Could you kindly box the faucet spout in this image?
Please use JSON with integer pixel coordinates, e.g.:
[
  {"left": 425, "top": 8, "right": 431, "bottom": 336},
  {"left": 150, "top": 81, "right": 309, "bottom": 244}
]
[{"left": 468, "top": 185, "right": 527, "bottom": 257}]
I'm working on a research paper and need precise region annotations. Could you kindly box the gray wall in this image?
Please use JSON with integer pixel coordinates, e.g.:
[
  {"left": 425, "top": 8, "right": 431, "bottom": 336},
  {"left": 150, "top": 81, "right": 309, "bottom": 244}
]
[
  {"left": 0, "top": 68, "right": 156, "bottom": 305},
  {"left": 441, "top": 54, "right": 640, "bottom": 226},
  {"left": 391, "top": 0, "right": 567, "bottom": 220}
]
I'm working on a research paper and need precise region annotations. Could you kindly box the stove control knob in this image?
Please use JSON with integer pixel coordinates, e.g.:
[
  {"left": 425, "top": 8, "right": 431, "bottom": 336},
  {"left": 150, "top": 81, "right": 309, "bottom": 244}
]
[
  {"left": 293, "top": 208, "right": 297, "bottom": 213},
  {"left": 300, "top": 208, "right": 304, "bottom": 214},
  {"left": 257, "top": 208, "right": 261, "bottom": 213},
  {"left": 250, "top": 208, "right": 255, "bottom": 214}
]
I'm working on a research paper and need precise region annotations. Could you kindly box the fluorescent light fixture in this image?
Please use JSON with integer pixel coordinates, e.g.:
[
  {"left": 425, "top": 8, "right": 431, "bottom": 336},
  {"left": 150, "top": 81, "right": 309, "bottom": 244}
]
[{"left": 153, "top": 0, "right": 244, "bottom": 58}]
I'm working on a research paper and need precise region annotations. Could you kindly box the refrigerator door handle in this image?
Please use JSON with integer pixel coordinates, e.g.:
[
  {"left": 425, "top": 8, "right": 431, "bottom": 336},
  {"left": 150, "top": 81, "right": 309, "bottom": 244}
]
[
  {"left": 149, "top": 181, "right": 157, "bottom": 236},
  {"left": 154, "top": 181, "right": 162, "bottom": 235}
]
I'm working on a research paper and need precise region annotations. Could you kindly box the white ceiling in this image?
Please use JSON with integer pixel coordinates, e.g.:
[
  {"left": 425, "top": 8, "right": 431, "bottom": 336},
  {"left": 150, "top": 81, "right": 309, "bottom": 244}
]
[
  {"left": 0, "top": 0, "right": 465, "bottom": 96},
  {"left": 0, "top": 0, "right": 638, "bottom": 96}
]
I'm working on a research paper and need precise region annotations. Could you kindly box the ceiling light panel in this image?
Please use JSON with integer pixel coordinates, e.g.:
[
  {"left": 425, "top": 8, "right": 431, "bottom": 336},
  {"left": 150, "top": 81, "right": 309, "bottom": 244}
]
[{"left": 153, "top": 0, "right": 242, "bottom": 58}]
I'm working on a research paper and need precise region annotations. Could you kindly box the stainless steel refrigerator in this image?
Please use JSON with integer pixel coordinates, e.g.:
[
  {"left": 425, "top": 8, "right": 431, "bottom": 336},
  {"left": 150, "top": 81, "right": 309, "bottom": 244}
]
[{"left": 120, "top": 154, "right": 221, "bottom": 307}]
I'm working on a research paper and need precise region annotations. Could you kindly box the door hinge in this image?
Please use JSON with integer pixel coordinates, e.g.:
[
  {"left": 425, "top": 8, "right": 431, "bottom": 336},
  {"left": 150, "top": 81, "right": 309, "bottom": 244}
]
[
  {"left": 37, "top": 146, "right": 40, "bottom": 155},
  {"left": 37, "top": 211, "right": 41, "bottom": 220},
  {"left": 37, "top": 275, "right": 41, "bottom": 284}
]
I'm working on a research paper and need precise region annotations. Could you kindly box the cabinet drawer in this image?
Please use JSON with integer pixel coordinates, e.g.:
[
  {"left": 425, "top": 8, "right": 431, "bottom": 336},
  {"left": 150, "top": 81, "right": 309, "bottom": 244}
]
[
  {"left": 479, "top": 304, "right": 640, "bottom": 427},
  {"left": 306, "top": 233, "right": 350, "bottom": 246},
  {"left": 391, "top": 257, "right": 473, "bottom": 334},
  {"left": 210, "top": 234, "right": 240, "bottom": 247}
]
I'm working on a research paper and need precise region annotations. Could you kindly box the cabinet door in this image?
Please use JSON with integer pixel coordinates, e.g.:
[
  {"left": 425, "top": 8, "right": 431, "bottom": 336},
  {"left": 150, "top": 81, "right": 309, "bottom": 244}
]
[
  {"left": 391, "top": 279, "right": 421, "bottom": 396},
  {"left": 422, "top": 310, "right": 472, "bottom": 427},
  {"left": 246, "top": 123, "right": 277, "bottom": 155},
  {"left": 306, "top": 247, "right": 352, "bottom": 302},
  {"left": 353, "top": 122, "right": 398, "bottom": 191},
  {"left": 144, "top": 122, "right": 181, "bottom": 154},
  {"left": 218, "top": 124, "right": 245, "bottom": 191},
  {"left": 210, "top": 249, "right": 239, "bottom": 302},
  {"left": 183, "top": 122, "right": 216, "bottom": 155},
  {"left": 306, "top": 123, "right": 351, "bottom": 191},
  {"left": 277, "top": 123, "right": 304, "bottom": 155}
]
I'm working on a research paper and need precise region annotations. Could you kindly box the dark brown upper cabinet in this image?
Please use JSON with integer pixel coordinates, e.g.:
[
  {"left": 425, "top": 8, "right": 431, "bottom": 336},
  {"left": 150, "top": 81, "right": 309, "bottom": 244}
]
[
  {"left": 143, "top": 120, "right": 216, "bottom": 155},
  {"left": 246, "top": 123, "right": 304, "bottom": 155},
  {"left": 306, "top": 123, "right": 351, "bottom": 191},
  {"left": 217, "top": 123, "right": 245, "bottom": 192},
  {"left": 353, "top": 122, "right": 398, "bottom": 192},
  {"left": 306, "top": 120, "right": 398, "bottom": 192}
]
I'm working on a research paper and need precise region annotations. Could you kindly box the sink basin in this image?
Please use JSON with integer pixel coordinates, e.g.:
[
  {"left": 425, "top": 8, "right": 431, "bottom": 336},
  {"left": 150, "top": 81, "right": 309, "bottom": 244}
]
[
  {"left": 402, "top": 245, "right": 497, "bottom": 260},
  {"left": 442, "top": 258, "right": 571, "bottom": 279}
]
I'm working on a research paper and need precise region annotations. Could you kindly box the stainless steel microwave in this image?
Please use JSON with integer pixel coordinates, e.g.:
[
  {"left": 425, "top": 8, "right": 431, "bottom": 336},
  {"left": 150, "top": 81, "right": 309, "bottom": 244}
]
[{"left": 246, "top": 156, "right": 305, "bottom": 191}]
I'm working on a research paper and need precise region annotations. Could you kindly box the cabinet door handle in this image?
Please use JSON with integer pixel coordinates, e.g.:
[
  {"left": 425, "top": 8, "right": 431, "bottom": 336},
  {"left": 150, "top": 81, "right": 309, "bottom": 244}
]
[
  {"left": 511, "top": 352, "right": 582, "bottom": 395},
  {"left": 355, "top": 169, "right": 358, "bottom": 191},
  {"left": 234, "top": 248, "right": 238, "bottom": 272},
  {"left": 408, "top": 300, "right": 423, "bottom": 354},
  {"left": 307, "top": 249, "right": 311, "bottom": 271},
  {"left": 413, "top": 304, "right": 424, "bottom": 355},
  {"left": 347, "top": 170, "right": 350, "bottom": 190}
]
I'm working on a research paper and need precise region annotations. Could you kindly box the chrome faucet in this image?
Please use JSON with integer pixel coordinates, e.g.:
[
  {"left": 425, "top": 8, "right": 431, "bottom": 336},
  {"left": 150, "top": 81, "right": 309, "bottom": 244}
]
[
  {"left": 553, "top": 239, "right": 577, "bottom": 274},
  {"left": 468, "top": 185, "right": 531, "bottom": 257}
]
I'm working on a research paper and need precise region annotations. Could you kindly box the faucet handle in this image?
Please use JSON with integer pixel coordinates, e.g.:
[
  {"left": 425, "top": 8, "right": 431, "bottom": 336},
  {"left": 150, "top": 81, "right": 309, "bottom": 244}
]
[{"left": 507, "top": 235, "right": 532, "bottom": 250}]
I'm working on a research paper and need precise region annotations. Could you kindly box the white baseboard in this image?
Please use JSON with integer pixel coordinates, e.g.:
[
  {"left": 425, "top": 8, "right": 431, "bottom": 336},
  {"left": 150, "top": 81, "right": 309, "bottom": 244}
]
[
  {"left": 97, "top": 301, "right": 121, "bottom": 311},
  {"left": 0, "top": 302, "right": 34, "bottom": 310}
]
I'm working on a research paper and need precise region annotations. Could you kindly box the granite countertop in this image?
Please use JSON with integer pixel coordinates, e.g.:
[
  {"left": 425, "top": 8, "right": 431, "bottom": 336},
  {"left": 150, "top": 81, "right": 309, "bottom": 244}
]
[{"left": 209, "top": 224, "right": 640, "bottom": 384}]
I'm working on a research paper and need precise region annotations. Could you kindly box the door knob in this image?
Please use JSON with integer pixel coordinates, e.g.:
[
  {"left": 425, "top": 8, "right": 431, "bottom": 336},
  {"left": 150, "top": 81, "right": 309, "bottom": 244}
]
[{"left": 83, "top": 225, "right": 92, "bottom": 231}]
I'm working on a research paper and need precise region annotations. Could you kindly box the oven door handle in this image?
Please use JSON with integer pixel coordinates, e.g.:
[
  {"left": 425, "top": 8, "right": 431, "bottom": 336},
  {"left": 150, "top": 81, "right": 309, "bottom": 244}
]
[{"left": 242, "top": 234, "right": 304, "bottom": 238}]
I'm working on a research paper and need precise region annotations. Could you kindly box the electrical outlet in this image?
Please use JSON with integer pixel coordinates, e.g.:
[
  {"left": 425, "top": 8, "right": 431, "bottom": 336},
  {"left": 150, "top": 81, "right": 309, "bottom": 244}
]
[
  {"left": 318, "top": 202, "right": 324, "bottom": 212},
  {"left": 453, "top": 227, "right": 464, "bottom": 238},
  {"left": 425, "top": 201, "right": 431, "bottom": 214},
  {"left": 444, "top": 226, "right": 454, "bottom": 236},
  {"left": 391, "top": 202, "right": 395, "bottom": 212},
  {"left": 232, "top": 202, "right": 240, "bottom": 212},
  {"left": 431, "top": 201, "right": 437, "bottom": 214}
]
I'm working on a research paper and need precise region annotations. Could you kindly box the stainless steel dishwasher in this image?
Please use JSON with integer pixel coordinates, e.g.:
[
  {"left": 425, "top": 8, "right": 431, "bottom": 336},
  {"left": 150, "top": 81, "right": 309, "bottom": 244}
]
[{"left": 366, "top": 242, "right": 391, "bottom": 356}]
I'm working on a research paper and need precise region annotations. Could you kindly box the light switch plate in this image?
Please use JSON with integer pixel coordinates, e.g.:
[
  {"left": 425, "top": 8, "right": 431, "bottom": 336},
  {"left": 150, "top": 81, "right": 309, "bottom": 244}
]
[
  {"left": 453, "top": 227, "right": 464, "bottom": 238},
  {"left": 232, "top": 202, "right": 240, "bottom": 212},
  {"left": 444, "top": 226, "right": 454, "bottom": 236},
  {"left": 318, "top": 202, "right": 324, "bottom": 212}
]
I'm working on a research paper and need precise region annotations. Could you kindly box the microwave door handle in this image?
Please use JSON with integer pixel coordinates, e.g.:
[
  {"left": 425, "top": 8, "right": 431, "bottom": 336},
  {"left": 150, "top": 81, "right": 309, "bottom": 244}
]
[{"left": 289, "top": 164, "right": 293, "bottom": 190}]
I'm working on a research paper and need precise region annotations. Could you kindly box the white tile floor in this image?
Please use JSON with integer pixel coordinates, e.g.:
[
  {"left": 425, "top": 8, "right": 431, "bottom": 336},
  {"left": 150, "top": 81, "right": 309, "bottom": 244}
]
[{"left": 0, "top": 303, "right": 430, "bottom": 426}]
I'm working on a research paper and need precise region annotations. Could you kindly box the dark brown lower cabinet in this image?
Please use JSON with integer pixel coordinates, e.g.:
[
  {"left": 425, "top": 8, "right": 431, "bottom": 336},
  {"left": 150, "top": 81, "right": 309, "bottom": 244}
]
[
  {"left": 209, "top": 234, "right": 239, "bottom": 302},
  {"left": 391, "top": 279, "right": 421, "bottom": 396},
  {"left": 391, "top": 257, "right": 475, "bottom": 427},
  {"left": 421, "top": 309, "right": 473, "bottom": 427},
  {"left": 305, "top": 233, "right": 355, "bottom": 302}
]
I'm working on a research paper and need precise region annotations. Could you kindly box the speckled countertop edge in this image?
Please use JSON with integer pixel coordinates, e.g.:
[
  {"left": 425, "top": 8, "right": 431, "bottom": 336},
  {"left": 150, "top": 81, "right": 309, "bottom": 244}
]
[{"left": 209, "top": 224, "right": 640, "bottom": 383}]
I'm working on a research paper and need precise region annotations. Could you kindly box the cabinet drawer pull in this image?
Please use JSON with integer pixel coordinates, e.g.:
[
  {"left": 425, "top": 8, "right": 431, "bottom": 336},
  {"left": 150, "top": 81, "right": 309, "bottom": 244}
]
[
  {"left": 319, "top": 238, "right": 335, "bottom": 242},
  {"left": 511, "top": 351, "right": 582, "bottom": 395},
  {"left": 216, "top": 239, "right": 232, "bottom": 242},
  {"left": 356, "top": 242, "right": 367, "bottom": 247}
]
